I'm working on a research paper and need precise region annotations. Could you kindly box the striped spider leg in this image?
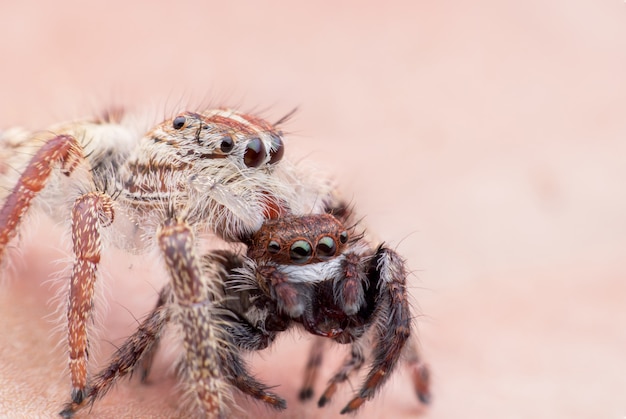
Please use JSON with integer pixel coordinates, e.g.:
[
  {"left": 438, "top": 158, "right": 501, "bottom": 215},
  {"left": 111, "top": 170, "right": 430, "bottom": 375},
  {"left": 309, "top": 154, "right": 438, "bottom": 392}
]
[
  {"left": 242, "top": 212, "right": 431, "bottom": 414},
  {"left": 0, "top": 108, "right": 302, "bottom": 417}
]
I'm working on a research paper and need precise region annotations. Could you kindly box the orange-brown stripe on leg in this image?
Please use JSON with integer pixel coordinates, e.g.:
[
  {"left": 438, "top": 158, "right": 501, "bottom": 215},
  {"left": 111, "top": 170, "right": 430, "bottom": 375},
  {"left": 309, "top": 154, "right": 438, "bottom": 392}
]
[
  {"left": 299, "top": 337, "right": 326, "bottom": 401},
  {"left": 405, "top": 338, "right": 432, "bottom": 405},
  {"left": 341, "top": 248, "right": 412, "bottom": 415},
  {"left": 67, "top": 192, "right": 114, "bottom": 404},
  {"left": 0, "top": 134, "right": 83, "bottom": 262}
]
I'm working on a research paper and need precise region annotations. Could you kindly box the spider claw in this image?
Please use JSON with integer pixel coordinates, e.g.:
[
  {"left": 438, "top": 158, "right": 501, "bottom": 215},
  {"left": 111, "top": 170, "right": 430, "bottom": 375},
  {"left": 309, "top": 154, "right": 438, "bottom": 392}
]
[
  {"left": 299, "top": 387, "right": 314, "bottom": 401},
  {"left": 417, "top": 390, "right": 432, "bottom": 405},
  {"left": 340, "top": 396, "right": 365, "bottom": 414},
  {"left": 317, "top": 382, "right": 337, "bottom": 407},
  {"left": 70, "top": 388, "right": 86, "bottom": 404},
  {"left": 59, "top": 404, "right": 76, "bottom": 418}
]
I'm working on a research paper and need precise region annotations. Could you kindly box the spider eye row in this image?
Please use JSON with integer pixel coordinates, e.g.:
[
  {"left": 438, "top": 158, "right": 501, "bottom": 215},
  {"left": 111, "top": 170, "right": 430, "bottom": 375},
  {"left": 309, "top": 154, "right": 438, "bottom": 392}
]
[
  {"left": 172, "top": 114, "right": 284, "bottom": 167},
  {"left": 267, "top": 231, "right": 348, "bottom": 264}
]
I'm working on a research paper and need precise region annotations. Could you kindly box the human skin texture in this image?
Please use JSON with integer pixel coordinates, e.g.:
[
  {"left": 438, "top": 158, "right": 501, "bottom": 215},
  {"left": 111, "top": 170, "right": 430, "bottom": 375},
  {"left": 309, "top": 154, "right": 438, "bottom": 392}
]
[{"left": 1, "top": 1, "right": 626, "bottom": 418}]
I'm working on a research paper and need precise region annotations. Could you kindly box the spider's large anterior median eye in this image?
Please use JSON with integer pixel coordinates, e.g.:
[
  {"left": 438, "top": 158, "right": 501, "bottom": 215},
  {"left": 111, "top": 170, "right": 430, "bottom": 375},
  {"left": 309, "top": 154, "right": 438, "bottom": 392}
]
[
  {"left": 316, "top": 236, "right": 337, "bottom": 260},
  {"left": 220, "top": 137, "right": 234, "bottom": 153},
  {"left": 290, "top": 240, "right": 312, "bottom": 264},
  {"left": 267, "top": 240, "right": 281, "bottom": 254},
  {"left": 172, "top": 115, "right": 186, "bottom": 130},
  {"left": 268, "top": 134, "right": 284, "bottom": 165},
  {"left": 244, "top": 138, "right": 267, "bottom": 168}
]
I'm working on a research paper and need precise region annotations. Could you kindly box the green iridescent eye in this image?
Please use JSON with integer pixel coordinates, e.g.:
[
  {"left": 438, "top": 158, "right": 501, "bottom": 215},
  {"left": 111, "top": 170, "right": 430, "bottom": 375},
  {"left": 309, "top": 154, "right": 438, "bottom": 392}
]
[
  {"left": 290, "top": 240, "right": 312, "bottom": 264},
  {"left": 316, "top": 236, "right": 337, "bottom": 260}
]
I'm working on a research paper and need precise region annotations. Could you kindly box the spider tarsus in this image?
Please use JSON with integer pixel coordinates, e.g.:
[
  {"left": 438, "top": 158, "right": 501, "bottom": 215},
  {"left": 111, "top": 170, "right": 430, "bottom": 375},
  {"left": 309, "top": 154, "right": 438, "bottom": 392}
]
[
  {"left": 340, "top": 396, "right": 365, "bottom": 414},
  {"left": 70, "top": 387, "right": 86, "bottom": 404},
  {"left": 298, "top": 387, "right": 313, "bottom": 401},
  {"left": 317, "top": 394, "right": 330, "bottom": 407},
  {"left": 417, "top": 390, "right": 431, "bottom": 405},
  {"left": 413, "top": 364, "right": 432, "bottom": 404},
  {"left": 139, "top": 365, "right": 151, "bottom": 383},
  {"left": 58, "top": 405, "right": 75, "bottom": 418}
]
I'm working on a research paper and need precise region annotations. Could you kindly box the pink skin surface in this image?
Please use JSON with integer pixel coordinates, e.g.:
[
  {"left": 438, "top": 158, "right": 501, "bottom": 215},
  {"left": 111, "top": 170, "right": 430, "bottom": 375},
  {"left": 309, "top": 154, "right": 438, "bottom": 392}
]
[{"left": 1, "top": 1, "right": 626, "bottom": 418}]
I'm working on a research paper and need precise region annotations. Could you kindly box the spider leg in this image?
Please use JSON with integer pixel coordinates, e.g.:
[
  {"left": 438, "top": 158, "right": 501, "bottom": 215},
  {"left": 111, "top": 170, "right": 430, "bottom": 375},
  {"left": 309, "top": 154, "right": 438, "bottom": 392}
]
[
  {"left": 59, "top": 285, "right": 172, "bottom": 418},
  {"left": 67, "top": 192, "right": 115, "bottom": 404},
  {"left": 0, "top": 134, "right": 83, "bottom": 262},
  {"left": 340, "top": 246, "right": 411, "bottom": 414},
  {"left": 257, "top": 264, "right": 312, "bottom": 318},
  {"left": 138, "top": 285, "right": 174, "bottom": 382},
  {"left": 298, "top": 336, "right": 327, "bottom": 401},
  {"left": 0, "top": 134, "right": 113, "bottom": 406},
  {"left": 205, "top": 252, "right": 288, "bottom": 410},
  {"left": 159, "top": 219, "right": 287, "bottom": 416},
  {"left": 405, "top": 338, "right": 431, "bottom": 404},
  {"left": 158, "top": 217, "right": 232, "bottom": 418},
  {"left": 318, "top": 340, "right": 365, "bottom": 407}
]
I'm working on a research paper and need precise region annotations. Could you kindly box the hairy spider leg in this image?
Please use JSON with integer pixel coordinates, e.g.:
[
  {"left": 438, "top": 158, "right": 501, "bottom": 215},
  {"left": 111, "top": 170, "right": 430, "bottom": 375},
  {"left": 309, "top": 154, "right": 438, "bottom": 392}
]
[
  {"left": 0, "top": 133, "right": 118, "bottom": 405},
  {"left": 59, "top": 285, "right": 171, "bottom": 418},
  {"left": 341, "top": 247, "right": 411, "bottom": 414},
  {"left": 0, "top": 134, "right": 82, "bottom": 261},
  {"left": 298, "top": 336, "right": 327, "bottom": 401},
  {"left": 68, "top": 192, "right": 115, "bottom": 404}
]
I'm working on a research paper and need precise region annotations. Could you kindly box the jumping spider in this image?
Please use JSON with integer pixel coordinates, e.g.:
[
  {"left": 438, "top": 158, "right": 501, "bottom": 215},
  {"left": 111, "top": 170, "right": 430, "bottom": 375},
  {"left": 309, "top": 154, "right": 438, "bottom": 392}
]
[
  {"left": 0, "top": 107, "right": 429, "bottom": 417},
  {"left": 241, "top": 212, "right": 432, "bottom": 412},
  {"left": 60, "top": 211, "right": 430, "bottom": 417}
]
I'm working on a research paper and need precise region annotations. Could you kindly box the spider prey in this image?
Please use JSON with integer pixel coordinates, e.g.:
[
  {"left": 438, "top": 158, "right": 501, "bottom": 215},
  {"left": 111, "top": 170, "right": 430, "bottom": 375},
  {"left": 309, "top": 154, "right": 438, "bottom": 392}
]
[{"left": 0, "top": 107, "right": 428, "bottom": 417}]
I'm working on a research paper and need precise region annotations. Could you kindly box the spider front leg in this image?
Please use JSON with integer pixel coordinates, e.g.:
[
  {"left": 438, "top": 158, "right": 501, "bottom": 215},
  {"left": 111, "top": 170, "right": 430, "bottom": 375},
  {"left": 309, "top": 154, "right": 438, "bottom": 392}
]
[
  {"left": 0, "top": 134, "right": 83, "bottom": 262},
  {"left": 68, "top": 192, "right": 115, "bottom": 404},
  {"left": 60, "top": 285, "right": 172, "bottom": 418},
  {"left": 0, "top": 132, "right": 119, "bottom": 406},
  {"left": 158, "top": 218, "right": 231, "bottom": 418},
  {"left": 158, "top": 219, "right": 285, "bottom": 417},
  {"left": 340, "top": 246, "right": 412, "bottom": 414}
]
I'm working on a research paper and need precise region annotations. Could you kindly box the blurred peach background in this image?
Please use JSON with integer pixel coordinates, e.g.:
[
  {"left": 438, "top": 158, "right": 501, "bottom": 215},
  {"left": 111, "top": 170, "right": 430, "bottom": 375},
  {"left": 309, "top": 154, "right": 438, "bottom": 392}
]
[{"left": 0, "top": 1, "right": 625, "bottom": 418}]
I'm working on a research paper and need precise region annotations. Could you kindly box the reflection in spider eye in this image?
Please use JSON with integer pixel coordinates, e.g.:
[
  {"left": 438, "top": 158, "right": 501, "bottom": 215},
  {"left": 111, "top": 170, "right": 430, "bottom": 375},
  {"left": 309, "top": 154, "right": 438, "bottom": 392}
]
[
  {"left": 268, "top": 134, "right": 284, "bottom": 164},
  {"left": 339, "top": 231, "right": 348, "bottom": 244},
  {"left": 290, "top": 240, "right": 312, "bottom": 264},
  {"left": 316, "top": 236, "right": 337, "bottom": 260},
  {"left": 244, "top": 138, "right": 267, "bottom": 167},
  {"left": 172, "top": 115, "right": 186, "bottom": 130},
  {"left": 220, "top": 136, "right": 234, "bottom": 153},
  {"left": 267, "top": 240, "right": 281, "bottom": 254}
]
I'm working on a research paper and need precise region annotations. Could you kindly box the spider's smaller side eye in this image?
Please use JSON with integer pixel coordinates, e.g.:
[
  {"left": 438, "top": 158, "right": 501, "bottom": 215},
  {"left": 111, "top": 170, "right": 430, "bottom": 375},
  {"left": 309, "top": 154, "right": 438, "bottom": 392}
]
[
  {"left": 290, "top": 240, "right": 312, "bottom": 264},
  {"left": 267, "top": 240, "right": 281, "bottom": 254},
  {"left": 339, "top": 231, "right": 348, "bottom": 244},
  {"left": 173, "top": 115, "right": 187, "bottom": 130},
  {"left": 268, "top": 134, "right": 285, "bottom": 165},
  {"left": 316, "top": 236, "right": 337, "bottom": 260},
  {"left": 220, "top": 136, "right": 234, "bottom": 153}
]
